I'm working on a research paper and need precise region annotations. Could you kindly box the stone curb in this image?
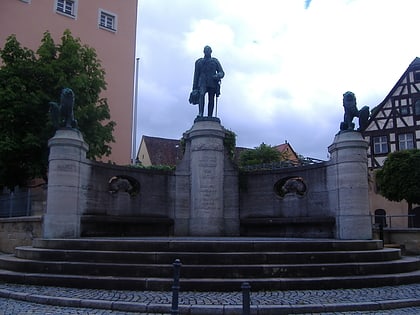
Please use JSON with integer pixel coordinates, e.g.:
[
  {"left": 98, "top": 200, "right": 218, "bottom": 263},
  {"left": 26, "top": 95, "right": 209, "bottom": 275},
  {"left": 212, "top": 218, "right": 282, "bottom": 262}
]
[{"left": 1, "top": 288, "right": 420, "bottom": 314}]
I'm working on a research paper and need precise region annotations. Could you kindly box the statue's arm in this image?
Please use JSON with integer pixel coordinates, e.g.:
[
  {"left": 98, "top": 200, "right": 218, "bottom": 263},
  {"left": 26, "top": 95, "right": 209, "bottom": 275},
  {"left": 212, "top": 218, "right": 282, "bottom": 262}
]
[
  {"left": 214, "top": 58, "right": 224, "bottom": 79},
  {"left": 192, "top": 59, "right": 201, "bottom": 90}
]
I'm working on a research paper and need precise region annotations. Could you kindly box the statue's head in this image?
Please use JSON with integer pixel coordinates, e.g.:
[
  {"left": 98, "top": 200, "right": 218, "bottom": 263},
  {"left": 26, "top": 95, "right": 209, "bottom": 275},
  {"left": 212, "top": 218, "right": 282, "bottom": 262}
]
[
  {"left": 343, "top": 91, "right": 356, "bottom": 108},
  {"left": 61, "top": 87, "right": 74, "bottom": 98},
  {"left": 203, "top": 45, "right": 212, "bottom": 57},
  {"left": 60, "top": 87, "right": 74, "bottom": 105}
]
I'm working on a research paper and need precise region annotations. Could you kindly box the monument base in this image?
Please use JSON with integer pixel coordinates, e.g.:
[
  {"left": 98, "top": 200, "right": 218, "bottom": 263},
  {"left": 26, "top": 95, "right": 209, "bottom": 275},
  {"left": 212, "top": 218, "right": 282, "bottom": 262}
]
[
  {"left": 43, "top": 129, "right": 89, "bottom": 238},
  {"left": 174, "top": 119, "right": 239, "bottom": 236},
  {"left": 328, "top": 131, "right": 372, "bottom": 240}
]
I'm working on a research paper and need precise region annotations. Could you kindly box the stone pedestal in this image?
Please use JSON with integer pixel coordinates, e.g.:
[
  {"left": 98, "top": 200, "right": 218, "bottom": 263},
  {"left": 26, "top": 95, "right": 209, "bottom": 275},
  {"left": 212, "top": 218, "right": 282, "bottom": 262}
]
[
  {"left": 328, "top": 131, "right": 372, "bottom": 239},
  {"left": 43, "top": 129, "right": 89, "bottom": 238},
  {"left": 174, "top": 118, "right": 239, "bottom": 236}
]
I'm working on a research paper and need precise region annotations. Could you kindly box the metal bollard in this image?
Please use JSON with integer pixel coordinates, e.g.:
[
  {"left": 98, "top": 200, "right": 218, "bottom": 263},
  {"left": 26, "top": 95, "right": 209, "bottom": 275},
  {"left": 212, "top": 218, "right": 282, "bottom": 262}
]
[
  {"left": 171, "top": 259, "right": 182, "bottom": 315},
  {"left": 379, "top": 223, "right": 384, "bottom": 241},
  {"left": 241, "top": 282, "right": 251, "bottom": 315}
]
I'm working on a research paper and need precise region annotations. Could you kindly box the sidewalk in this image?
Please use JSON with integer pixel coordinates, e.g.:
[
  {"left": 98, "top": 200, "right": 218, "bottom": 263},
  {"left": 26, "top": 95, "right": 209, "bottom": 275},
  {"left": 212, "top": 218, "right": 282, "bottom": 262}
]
[{"left": 1, "top": 282, "right": 420, "bottom": 314}]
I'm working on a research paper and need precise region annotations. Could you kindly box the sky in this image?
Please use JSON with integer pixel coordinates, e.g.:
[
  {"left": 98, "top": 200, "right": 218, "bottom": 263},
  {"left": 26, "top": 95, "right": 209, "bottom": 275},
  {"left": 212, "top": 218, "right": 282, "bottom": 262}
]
[{"left": 135, "top": 0, "right": 420, "bottom": 160}]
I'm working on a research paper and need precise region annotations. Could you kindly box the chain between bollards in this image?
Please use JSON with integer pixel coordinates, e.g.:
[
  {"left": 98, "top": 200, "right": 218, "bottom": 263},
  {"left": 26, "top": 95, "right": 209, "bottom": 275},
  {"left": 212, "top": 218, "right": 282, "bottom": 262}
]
[
  {"left": 241, "top": 282, "right": 251, "bottom": 315},
  {"left": 171, "top": 259, "right": 182, "bottom": 315}
]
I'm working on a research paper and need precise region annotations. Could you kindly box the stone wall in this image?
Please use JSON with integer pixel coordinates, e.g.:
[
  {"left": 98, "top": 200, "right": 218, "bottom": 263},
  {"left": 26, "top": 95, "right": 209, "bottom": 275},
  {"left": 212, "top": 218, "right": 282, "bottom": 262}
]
[
  {"left": 57, "top": 155, "right": 336, "bottom": 238},
  {"left": 84, "top": 161, "right": 174, "bottom": 218},
  {"left": 80, "top": 161, "right": 175, "bottom": 236},
  {"left": 0, "top": 128, "right": 372, "bottom": 241},
  {"left": 381, "top": 229, "right": 420, "bottom": 255},
  {"left": 240, "top": 163, "right": 330, "bottom": 218},
  {"left": 0, "top": 216, "right": 42, "bottom": 253},
  {"left": 239, "top": 163, "right": 335, "bottom": 237}
]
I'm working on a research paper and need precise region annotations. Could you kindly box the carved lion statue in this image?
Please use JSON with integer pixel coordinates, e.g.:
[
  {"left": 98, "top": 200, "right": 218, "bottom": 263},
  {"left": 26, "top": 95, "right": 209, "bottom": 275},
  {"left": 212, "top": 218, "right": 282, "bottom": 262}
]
[
  {"left": 340, "top": 91, "right": 369, "bottom": 131},
  {"left": 49, "top": 88, "right": 77, "bottom": 129}
]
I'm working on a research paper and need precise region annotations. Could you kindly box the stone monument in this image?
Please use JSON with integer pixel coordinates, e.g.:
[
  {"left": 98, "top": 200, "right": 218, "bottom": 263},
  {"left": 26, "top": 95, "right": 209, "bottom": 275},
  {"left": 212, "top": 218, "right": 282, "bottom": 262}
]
[
  {"left": 175, "top": 46, "right": 237, "bottom": 236},
  {"left": 328, "top": 91, "right": 372, "bottom": 239},
  {"left": 43, "top": 89, "right": 89, "bottom": 238},
  {"left": 328, "top": 131, "right": 372, "bottom": 239},
  {"left": 175, "top": 118, "right": 239, "bottom": 236}
]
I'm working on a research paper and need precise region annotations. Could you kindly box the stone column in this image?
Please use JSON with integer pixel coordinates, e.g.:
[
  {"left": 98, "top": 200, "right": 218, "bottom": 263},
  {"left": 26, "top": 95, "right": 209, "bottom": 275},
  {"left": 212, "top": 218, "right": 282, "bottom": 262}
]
[
  {"left": 328, "top": 131, "right": 372, "bottom": 239},
  {"left": 43, "top": 129, "right": 89, "bottom": 238},
  {"left": 176, "top": 118, "right": 239, "bottom": 236}
]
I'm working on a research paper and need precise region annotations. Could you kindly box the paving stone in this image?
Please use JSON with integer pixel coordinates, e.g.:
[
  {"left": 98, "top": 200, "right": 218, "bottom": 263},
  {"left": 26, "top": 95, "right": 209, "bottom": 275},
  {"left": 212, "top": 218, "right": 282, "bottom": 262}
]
[{"left": 0, "top": 282, "right": 420, "bottom": 314}]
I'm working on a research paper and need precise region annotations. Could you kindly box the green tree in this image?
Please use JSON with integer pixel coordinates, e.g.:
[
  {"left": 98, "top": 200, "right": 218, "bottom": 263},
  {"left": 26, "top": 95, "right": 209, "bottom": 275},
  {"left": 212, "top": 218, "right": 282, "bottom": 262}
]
[
  {"left": 239, "top": 143, "right": 283, "bottom": 167},
  {"left": 375, "top": 149, "right": 420, "bottom": 215},
  {"left": 0, "top": 30, "right": 115, "bottom": 189}
]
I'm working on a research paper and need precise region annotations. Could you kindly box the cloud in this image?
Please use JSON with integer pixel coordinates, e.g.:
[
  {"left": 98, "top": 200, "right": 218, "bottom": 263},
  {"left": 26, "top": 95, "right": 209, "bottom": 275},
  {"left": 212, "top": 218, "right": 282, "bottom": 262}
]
[
  {"left": 136, "top": 0, "right": 420, "bottom": 160},
  {"left": 184, "top": 19, "right": 235, "bottom": 54}
]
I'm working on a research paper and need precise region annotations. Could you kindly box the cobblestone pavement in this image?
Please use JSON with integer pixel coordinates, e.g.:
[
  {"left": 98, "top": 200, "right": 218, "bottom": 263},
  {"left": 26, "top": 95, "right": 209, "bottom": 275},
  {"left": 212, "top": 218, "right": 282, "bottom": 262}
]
[{"left": 0, "top": 282, "right": 420, "bottom": 314}]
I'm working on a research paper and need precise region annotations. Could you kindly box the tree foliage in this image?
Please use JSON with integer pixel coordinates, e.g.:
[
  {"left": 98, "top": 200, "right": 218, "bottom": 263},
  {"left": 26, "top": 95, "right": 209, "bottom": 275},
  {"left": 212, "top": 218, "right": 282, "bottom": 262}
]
[
  {"left": 223, "top": 129, "right": 236, "bottom": 161},
  {"left": 375, "top": 149, "right": 420, "bottom": 212},
  {"left": 239, "top": 143, "right": 284, "bottom": 167},
  {"left": 0, "top": 30, "right": 115, "bottom": 189}
]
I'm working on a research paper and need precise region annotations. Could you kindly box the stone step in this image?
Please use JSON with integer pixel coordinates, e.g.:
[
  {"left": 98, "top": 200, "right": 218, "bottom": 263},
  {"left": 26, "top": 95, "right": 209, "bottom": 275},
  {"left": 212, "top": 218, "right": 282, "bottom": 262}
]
[
  {"left": 1, "top": 267, "right": 420, "bottom": 292},
  {"left": 0, "top": 238, "right": 418, "bottom": 292},
  {"left": 31, "top": 238, "right": 383, "bottom": 252},
  {"left": 15, "top": 246, "right": 401, "bottom": 264},
  {"left": 0, "top": 254, "right": 417, "bottom": 278}
]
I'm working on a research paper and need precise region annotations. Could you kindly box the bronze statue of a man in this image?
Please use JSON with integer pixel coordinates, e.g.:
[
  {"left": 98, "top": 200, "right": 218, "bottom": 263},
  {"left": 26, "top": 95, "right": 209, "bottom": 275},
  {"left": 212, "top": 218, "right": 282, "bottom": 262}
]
[{"left": 190, "top": 45, "right": 225, "bottom": 117}]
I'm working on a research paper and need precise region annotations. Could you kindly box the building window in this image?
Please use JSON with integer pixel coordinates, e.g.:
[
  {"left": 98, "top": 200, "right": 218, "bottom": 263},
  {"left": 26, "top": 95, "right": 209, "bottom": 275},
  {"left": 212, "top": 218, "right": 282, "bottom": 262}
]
[
  {"left": 415, "top": 72, "right": 420, "bottom": 82},
  {"left": 99, "top": 10, "right": 117, "bottom": 32},
  {"left": 56, "top": 0, "right": 76, "bottom": 17},
  {"left": 415, "top": 100, "right": 420, "bottom": 115},
  {"left": 400, "top": 106, "right": 410, "bottom": 116},
  {"left": 373, "top": 136, "right": 388, "bottom": 154},
  {"left": 398, "top": 133, "right": 414, "bottom": 150}
]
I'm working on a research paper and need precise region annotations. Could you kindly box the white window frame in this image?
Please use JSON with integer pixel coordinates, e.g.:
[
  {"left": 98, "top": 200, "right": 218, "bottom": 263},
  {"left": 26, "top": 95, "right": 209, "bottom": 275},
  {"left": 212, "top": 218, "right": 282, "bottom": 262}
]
[
  {"left": 99, "top": 9, "right": 117, "bottom": 32},
  {"left": 373, "top": 136, "right": 388, "bottom": 154},
  {"left": 55, "top": 0, "right": 77, "bottom": 18},
  {"left": 398, "top": 133, "right": 414, "bottom": 150}
]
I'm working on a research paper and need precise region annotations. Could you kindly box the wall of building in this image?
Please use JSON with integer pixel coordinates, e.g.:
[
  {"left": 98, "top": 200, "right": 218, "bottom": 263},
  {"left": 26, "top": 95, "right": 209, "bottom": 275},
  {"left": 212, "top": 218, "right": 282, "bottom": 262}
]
[
  {"left": 0, "top": 0, "right": 137, "bottom": 165},
  {"left": 368, "top": 170, "right": 415, "bottom": 228},
  {"left": 137, "top": 140, "right": 152, "bottom": 166}
]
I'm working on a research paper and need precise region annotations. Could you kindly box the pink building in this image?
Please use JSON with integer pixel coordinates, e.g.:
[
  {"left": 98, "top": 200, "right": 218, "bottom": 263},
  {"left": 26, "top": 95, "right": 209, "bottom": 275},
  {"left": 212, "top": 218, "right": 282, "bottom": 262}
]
[{"left": 0, "top": 0, "right": 138, "bottom": 165}]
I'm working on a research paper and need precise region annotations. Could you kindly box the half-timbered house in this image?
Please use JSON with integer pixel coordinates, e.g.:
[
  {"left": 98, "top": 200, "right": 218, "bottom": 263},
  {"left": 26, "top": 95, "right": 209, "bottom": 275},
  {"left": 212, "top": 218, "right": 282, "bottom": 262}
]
[{"left": 362, "top": 57, "right": 420, "bottom": 227}]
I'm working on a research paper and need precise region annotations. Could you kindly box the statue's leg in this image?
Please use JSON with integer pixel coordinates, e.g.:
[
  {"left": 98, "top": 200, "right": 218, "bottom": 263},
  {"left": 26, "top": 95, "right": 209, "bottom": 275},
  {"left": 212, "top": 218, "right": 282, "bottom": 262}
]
[
  {"left": 358, "top": 106, "right": 370, "bottom": 131},
  {"left": 207, "top": 89, "right": 216, "bottom": 117},
  {"left": 198, "top": 97, "right": 204, "bottom": 117},
  {"left": 70, "top": 110, "right": 76, "bottom": 128},
  {"left": 49, "top": 102, "right": 60, "bottom": 129},
  {"left": 198, "top": 86, "right": 206, "bottom": 117},
  {"left": 66, "top": 106, "right": 73, "bottom": 128},
  {"left": 343, "top": 113, "right": 352, "bottom": 130}
]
